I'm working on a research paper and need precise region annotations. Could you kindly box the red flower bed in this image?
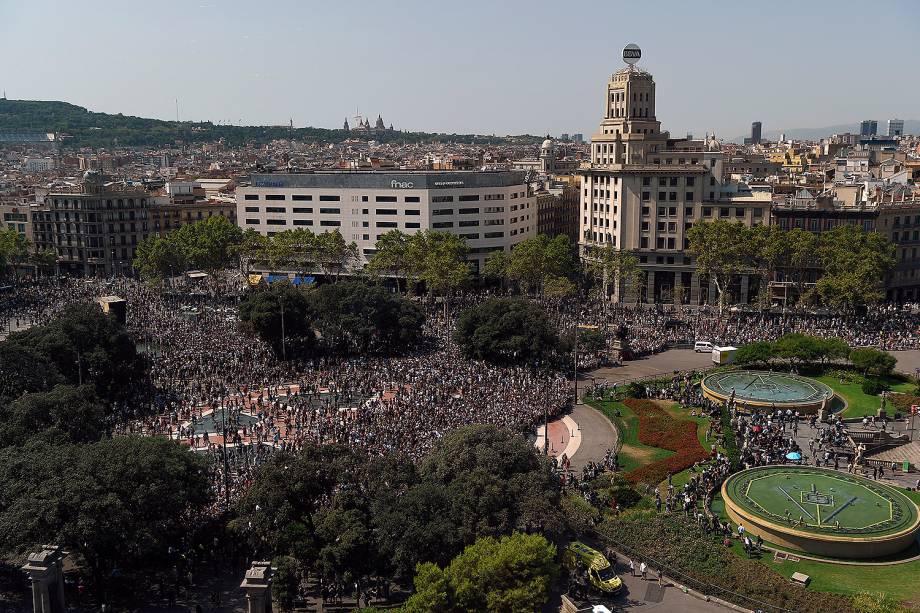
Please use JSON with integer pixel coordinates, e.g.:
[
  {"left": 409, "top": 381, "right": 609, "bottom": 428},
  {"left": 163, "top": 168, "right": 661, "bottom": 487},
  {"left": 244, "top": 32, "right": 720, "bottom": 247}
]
[{"left": 622, "top": 398, "right": 710, "bottom": 486}]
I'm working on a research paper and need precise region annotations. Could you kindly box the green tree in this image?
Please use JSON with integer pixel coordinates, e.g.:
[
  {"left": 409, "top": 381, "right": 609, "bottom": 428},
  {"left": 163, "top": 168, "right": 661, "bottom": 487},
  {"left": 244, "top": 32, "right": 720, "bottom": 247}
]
[
  {"left": 0, "top": 342, "right": 63, "bottom": 402},
  {"left": 816, "top": 224, "right": 896, "bottom": 311},
  {"left": 271, "top": 556, "right": 301, "bottom": 613},
  {"left": 0, "top": 385, "right": 108, "bottom": 446},
  {"left": 585, "top": 243, "right": 640, "bottom": 304},
  {"left": 773, "top": 333, "right": 822, "bottom": 369},
  {"left": 0, "top": 437, "right": 210, "bottom": 600},
  {"left": 30, "top": 248, "right": 58, "bottom": 277},
  {"left": 134, "top": 235, "right": 186, "bottom": 281},
  {"left": 404, "top": 532, "right": 558, "bottom": 613},
  {"left": 407, "top": 231, "right": 471, "bottom": 309},
  {"left": 308, "top": 281, "right": 424, "bottom": 355},
  {"left": 849, "top": 347, "right": 897, "bottom": 377},
  {"left": 733, "top": 341, "right": 775, "bottom": 367},
  {"left": 505, "top": 234, "right": 578, "bottom": 296},
  {"left": 313, "top": 229, "right": 359, "bottom": 281},
  {"left": 784, "top": 228, "right": 820, "bottom": 307},
  {"left": 9, "top": 302, "right": 146, "bottom": 401},
  {"left": 365, "top": 230, "right": 412, "bottom": 290},
  {"left": 172, "top": 214, "right": 245, "bottom": 273},
  {"left": 687, "top": 220, "right": 756, "bottom": 313},
  {"left": 816, "top": 337, "right": 850, "bottom": 366},
  {"left": 454, "top": 298, "right": 558, "bottom": 365},
  {"left": 0, "top": 228, "right": 31, "bottom": 281},
  {"left": 238, "top": 284, "right": 315, "bottom": 357}
]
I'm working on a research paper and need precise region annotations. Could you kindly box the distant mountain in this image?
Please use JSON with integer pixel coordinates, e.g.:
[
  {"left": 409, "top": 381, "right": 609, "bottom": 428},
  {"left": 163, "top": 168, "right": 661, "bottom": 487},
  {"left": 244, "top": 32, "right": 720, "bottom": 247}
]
[
  {"left": 0, "top": 99, "right": 543, "bottom": 148},
  {"left": 730, "top": 120, "right": 920, "bottom": 143}
]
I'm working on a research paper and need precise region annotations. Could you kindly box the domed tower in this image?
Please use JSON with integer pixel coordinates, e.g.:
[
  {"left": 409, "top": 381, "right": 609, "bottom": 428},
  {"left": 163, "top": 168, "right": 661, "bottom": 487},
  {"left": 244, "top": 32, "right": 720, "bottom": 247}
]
[
  {"left": 540, "top": 138, "right": 555, "bottom": 172},
  {"left": 82, "top": 170, "right": 106, "bottom": 194}
]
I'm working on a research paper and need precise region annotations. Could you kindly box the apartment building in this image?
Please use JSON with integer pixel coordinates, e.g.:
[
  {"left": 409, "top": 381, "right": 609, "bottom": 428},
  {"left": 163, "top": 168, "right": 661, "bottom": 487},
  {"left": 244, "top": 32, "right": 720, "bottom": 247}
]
[
  {"left": 31, "top": 171, "right": 151, "bottom": 277},
  {"left": 236, "top": 170, "right": 536, "bottom": 272},
  {"left": 579, "top": 49, "right": 770, "bottom": 304}
]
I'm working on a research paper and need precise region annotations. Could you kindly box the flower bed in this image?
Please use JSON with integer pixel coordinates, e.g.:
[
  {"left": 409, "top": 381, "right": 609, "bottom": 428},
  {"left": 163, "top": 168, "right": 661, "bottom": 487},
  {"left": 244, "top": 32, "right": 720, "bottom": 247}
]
[
  {"left": 622, "top": 398, "right": 710, "bottom": 486},
  {"left": 889, "top": 392, "right": 920, "bottom": 414}
]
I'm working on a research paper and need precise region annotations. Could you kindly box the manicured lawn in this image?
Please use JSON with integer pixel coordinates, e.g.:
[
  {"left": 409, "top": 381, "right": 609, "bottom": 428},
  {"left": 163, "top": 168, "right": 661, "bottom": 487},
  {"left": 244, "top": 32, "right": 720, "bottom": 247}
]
[
  {"left": 815, "top": 374, "right": 914, "bottom": 419},
  {"left": 590, "top": 400, "right": 672, "bottom": 472}
]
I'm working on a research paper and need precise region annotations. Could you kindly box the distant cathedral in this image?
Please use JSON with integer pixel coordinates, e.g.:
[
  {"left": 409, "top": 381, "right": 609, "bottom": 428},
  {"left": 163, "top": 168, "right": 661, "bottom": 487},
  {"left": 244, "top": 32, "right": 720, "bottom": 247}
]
[{"left": 344, "top": 112, "right": 395, "bottom": 134}]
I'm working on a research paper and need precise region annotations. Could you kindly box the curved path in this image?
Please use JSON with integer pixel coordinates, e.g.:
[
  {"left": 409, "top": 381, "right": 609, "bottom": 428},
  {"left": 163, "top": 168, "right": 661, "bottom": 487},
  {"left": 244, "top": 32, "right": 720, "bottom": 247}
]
[{"left": 536, "top": 403, "right": 619, "bottom": 471}]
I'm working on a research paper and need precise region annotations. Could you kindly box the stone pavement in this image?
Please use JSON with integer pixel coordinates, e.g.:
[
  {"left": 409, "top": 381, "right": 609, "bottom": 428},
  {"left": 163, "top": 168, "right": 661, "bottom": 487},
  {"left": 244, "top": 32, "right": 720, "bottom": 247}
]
[
  {"left": 574, "top": 554, "right": 735, "bottom": 613},
  {"left": 894, "top": 349, "right": 920, "bottom": 376}
]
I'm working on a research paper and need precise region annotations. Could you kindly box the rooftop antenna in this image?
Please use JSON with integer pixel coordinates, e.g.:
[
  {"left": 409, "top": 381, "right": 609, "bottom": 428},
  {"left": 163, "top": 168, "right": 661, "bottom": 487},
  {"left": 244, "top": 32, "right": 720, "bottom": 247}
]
[{"left": 175, "top": 98, "right": 179, "bottom": 123}]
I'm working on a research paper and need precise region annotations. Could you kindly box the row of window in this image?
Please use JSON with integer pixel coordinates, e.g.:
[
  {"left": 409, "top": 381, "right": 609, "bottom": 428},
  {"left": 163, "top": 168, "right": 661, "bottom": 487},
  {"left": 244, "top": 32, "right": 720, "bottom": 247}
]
[{"left": 246, "top": 193, "right": 514, "bottom": 204}]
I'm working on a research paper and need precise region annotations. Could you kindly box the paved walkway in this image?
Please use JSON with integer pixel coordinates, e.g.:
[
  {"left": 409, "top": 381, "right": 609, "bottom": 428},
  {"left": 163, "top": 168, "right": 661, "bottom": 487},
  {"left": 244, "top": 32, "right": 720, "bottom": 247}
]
[
  {"left": 894, "top": 350, "right": 920, "bottom": 376},
  {"left": 587, "top": 349, "right": 714, "bottom": 385}
]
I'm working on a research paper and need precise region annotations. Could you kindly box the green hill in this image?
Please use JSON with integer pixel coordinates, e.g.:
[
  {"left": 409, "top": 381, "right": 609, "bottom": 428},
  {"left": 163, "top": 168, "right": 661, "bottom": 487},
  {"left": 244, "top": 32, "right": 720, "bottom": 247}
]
[{"left": 0, "top": 99, "right": 541, "bottom": 148}]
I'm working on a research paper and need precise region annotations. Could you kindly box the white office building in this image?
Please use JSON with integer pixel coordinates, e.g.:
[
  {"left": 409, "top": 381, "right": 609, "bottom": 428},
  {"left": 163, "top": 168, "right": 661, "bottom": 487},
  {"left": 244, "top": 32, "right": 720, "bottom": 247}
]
[{"left": 236, "top": 170, "right": 537, "bottom": 272}]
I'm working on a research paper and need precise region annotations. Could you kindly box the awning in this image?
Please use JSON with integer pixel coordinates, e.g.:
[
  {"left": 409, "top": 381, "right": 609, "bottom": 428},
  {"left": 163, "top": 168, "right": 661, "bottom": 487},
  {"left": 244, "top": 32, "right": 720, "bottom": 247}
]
[{"left": 292, "top": 276, "right": 315, "bottom": 286}]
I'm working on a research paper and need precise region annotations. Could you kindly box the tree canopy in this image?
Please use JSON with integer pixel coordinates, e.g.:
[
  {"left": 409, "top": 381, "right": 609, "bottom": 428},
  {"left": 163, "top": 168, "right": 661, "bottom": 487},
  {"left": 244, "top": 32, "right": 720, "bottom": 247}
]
[
  {"left": 238, "top": 283, "right": 316, "bottom": 357},
  {"left": 0, "top": 437, "right": 210, "bottom": 597},
  {"left": 404, "top": 532, "right": 558, "bottom": 613},
  {"left": 134, "top": 215, "right": 244, "bottom": 281},
  {"left": 454, "top": 298, "right": 558, "bottom": 365}
]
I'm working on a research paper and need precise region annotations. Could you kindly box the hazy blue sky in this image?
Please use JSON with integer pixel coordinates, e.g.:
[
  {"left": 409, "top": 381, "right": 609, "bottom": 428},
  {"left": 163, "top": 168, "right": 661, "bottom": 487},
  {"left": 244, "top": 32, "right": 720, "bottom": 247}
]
[{"left": 2, "top": 0, "right": 918, "bottom": 138}]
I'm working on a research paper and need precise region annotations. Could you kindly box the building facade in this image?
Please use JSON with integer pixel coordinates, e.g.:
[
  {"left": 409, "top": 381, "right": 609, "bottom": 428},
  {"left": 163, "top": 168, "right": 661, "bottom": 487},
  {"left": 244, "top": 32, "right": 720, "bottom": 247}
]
[
  {"left": 31, "top": 171, "right": 151, "bottom": 277},
  {"left": 236, "top": 171, "right": 537, "bottom": 273},
  {"left": 578, "top": 56, "right": 770, "bottom": 304}
]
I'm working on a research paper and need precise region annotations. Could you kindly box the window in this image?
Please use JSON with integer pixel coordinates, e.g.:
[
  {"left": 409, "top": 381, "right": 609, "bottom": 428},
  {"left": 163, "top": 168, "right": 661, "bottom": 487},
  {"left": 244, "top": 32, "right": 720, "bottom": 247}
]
[
  {"left": 686, "top": 177, "right": 695, "bottom": 186},
  {"left": 244, "top": 194, "right": 258, "bottom": 201},
  {"left": 459, "top": 220, "right": 480, "bottom": 227},
  {"left": 244, "top": 206, "right": 259, "bottom": 213},
  {"left": 292, "top": 195, "right": 312, "bottom": 201},
  {"left": 320, "top": 208, "right": 340, "bottom": 214},
  {"left": 658, "top": 178, "right": 667, "bottom": 186},
  {"left": 458, "top": 195, "right": 480, "bottom": 202},
  {"left": 432, "top": 196, "right": 454, "bottom": 203},
  {"left": 375, "top": 196, "right": 397, "bottom": 203},
  {"left": 362, "top": 196, "right": 369, "bottom": 202},
  {"left": 642, "top": 177, "right": 651, "bottom": 186},
  {"left": 405, "top": 222, "right": 421, "bottom": 228},
  {"left": 735, "top": 208, "right": 745, "bottom": 218},
  {"left": 685, "top": 207, "right": 694, "bottom": 217},
  {"left": 266, "top": 195, "right": 286, "bottom": 201},
  {"left": 266, "top": 219, "right": 287, "bottom": 226},
  {"left": 432, "top": 221, "right": 454, "bottom": 228},
  {"left": 484, "top": 206, "right": 504, "bottom": 213},
  {"left": 432, "top": 208, "right": 453, "bottom": 216},
  {"left": 293, "top": 207, "right": 313, "bottom": 214},
  {"left": 376, "top": 221, "right": 398, "bottom": 228},
  {"left": 405, "top": 210, "right": 420, "bottom": 215},
  {"left": 376, "top": 209, "right": 398, "bottom": 215},
  {"left": 483, "top": 219, "right": 504, "bottom": 226},
  {"left": 641, "top": 206, "right": 650, "bottom": 216},
  {"left": 405, "top": 196, "right": 420, "bottom": 203},
  {"left": 319, "top": 195, "right": 340, "bottom": 202},
  {"left": 640, "top": 237, "right": 649, "bottom": 248},
  {"left": 719, "top": 208, "right": 729, "bottom": 218},
  {"left": 658, "top": 207, "right": 666, "bottom": 216},
  {"left": 293, "top": 219, "right": 313, "bottom": 226},
  {"left": 669, "top": 192, "right": 677, "bottom": 201},
  {"left": 459, "top": 207, "right": 480, "bottom": 214},
  {"left": 642, "top": 221, "right": 649, "bottom": 231},
  {"left": 668, "top": 207, "right": 677, "bottom": 216},
  {"left": 658, "top": 192, "right": 666, "bottom": 200},
  {"left": 245, "top": 218, "right": 260, "bottom": 225},
  {"left": 362, "top": 234, "right": 369, "bottom": 240},
  {"left": 686, "top": 192, "right": 694, "bottom": 201},
  {"left": 266, "top": 207, "right": 286, "bottom": 213},
  {"left": 670, "top": 178, "right": 678, "bottom": 187},
  {"left": 460, "top": 233, "right": 479, "bottom": 239},
  {"left": 642, "top": 191, "right": 650, "bottom": 201},
  {"left": 483, "top": 231, "right": 504, "bottom": 238},
  {"left": 703, "top": 207, "right": 712, "bottom": 217},
  {"left": 484, "top": 194, "right": 505, "bottom": 201},
  {"left": 320, "top": 220, "right": 341, "bottom": 227}
]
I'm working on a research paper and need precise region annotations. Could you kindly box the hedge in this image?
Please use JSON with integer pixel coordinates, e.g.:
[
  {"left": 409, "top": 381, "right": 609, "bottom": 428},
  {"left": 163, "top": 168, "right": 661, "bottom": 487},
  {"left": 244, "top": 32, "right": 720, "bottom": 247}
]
[
  {"left": 599, "top": 510, "right": 856, "bottom": 613},
  {"left": 623, "top": 398, "right": 710, "bottom": 486}
]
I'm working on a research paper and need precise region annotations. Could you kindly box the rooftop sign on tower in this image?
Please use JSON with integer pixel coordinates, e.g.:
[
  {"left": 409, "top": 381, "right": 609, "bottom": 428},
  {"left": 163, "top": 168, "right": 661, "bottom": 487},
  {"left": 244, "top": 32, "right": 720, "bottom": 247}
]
[{"left": 622, "top": 43, "right": 641, "bottom": 67}]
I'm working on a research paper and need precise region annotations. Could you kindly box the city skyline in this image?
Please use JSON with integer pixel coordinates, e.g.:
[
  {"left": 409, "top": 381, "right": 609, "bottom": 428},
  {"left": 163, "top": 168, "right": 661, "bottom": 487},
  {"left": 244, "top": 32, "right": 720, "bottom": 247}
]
[{"left": 2, "top": 0, "right": 919, "bottom": 139}]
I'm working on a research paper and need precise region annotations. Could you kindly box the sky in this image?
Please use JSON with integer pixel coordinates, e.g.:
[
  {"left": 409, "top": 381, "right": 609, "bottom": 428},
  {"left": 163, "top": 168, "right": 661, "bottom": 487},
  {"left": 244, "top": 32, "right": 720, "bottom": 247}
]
[{"left": 2, "top": 0, "right": 919, "bottom": 139}]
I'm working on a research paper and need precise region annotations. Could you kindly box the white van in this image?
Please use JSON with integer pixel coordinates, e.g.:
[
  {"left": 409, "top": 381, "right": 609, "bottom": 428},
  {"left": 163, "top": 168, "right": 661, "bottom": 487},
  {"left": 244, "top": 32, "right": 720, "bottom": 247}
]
[{"left": 694, "top": 341, "right": 713, "bottom": 353}]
